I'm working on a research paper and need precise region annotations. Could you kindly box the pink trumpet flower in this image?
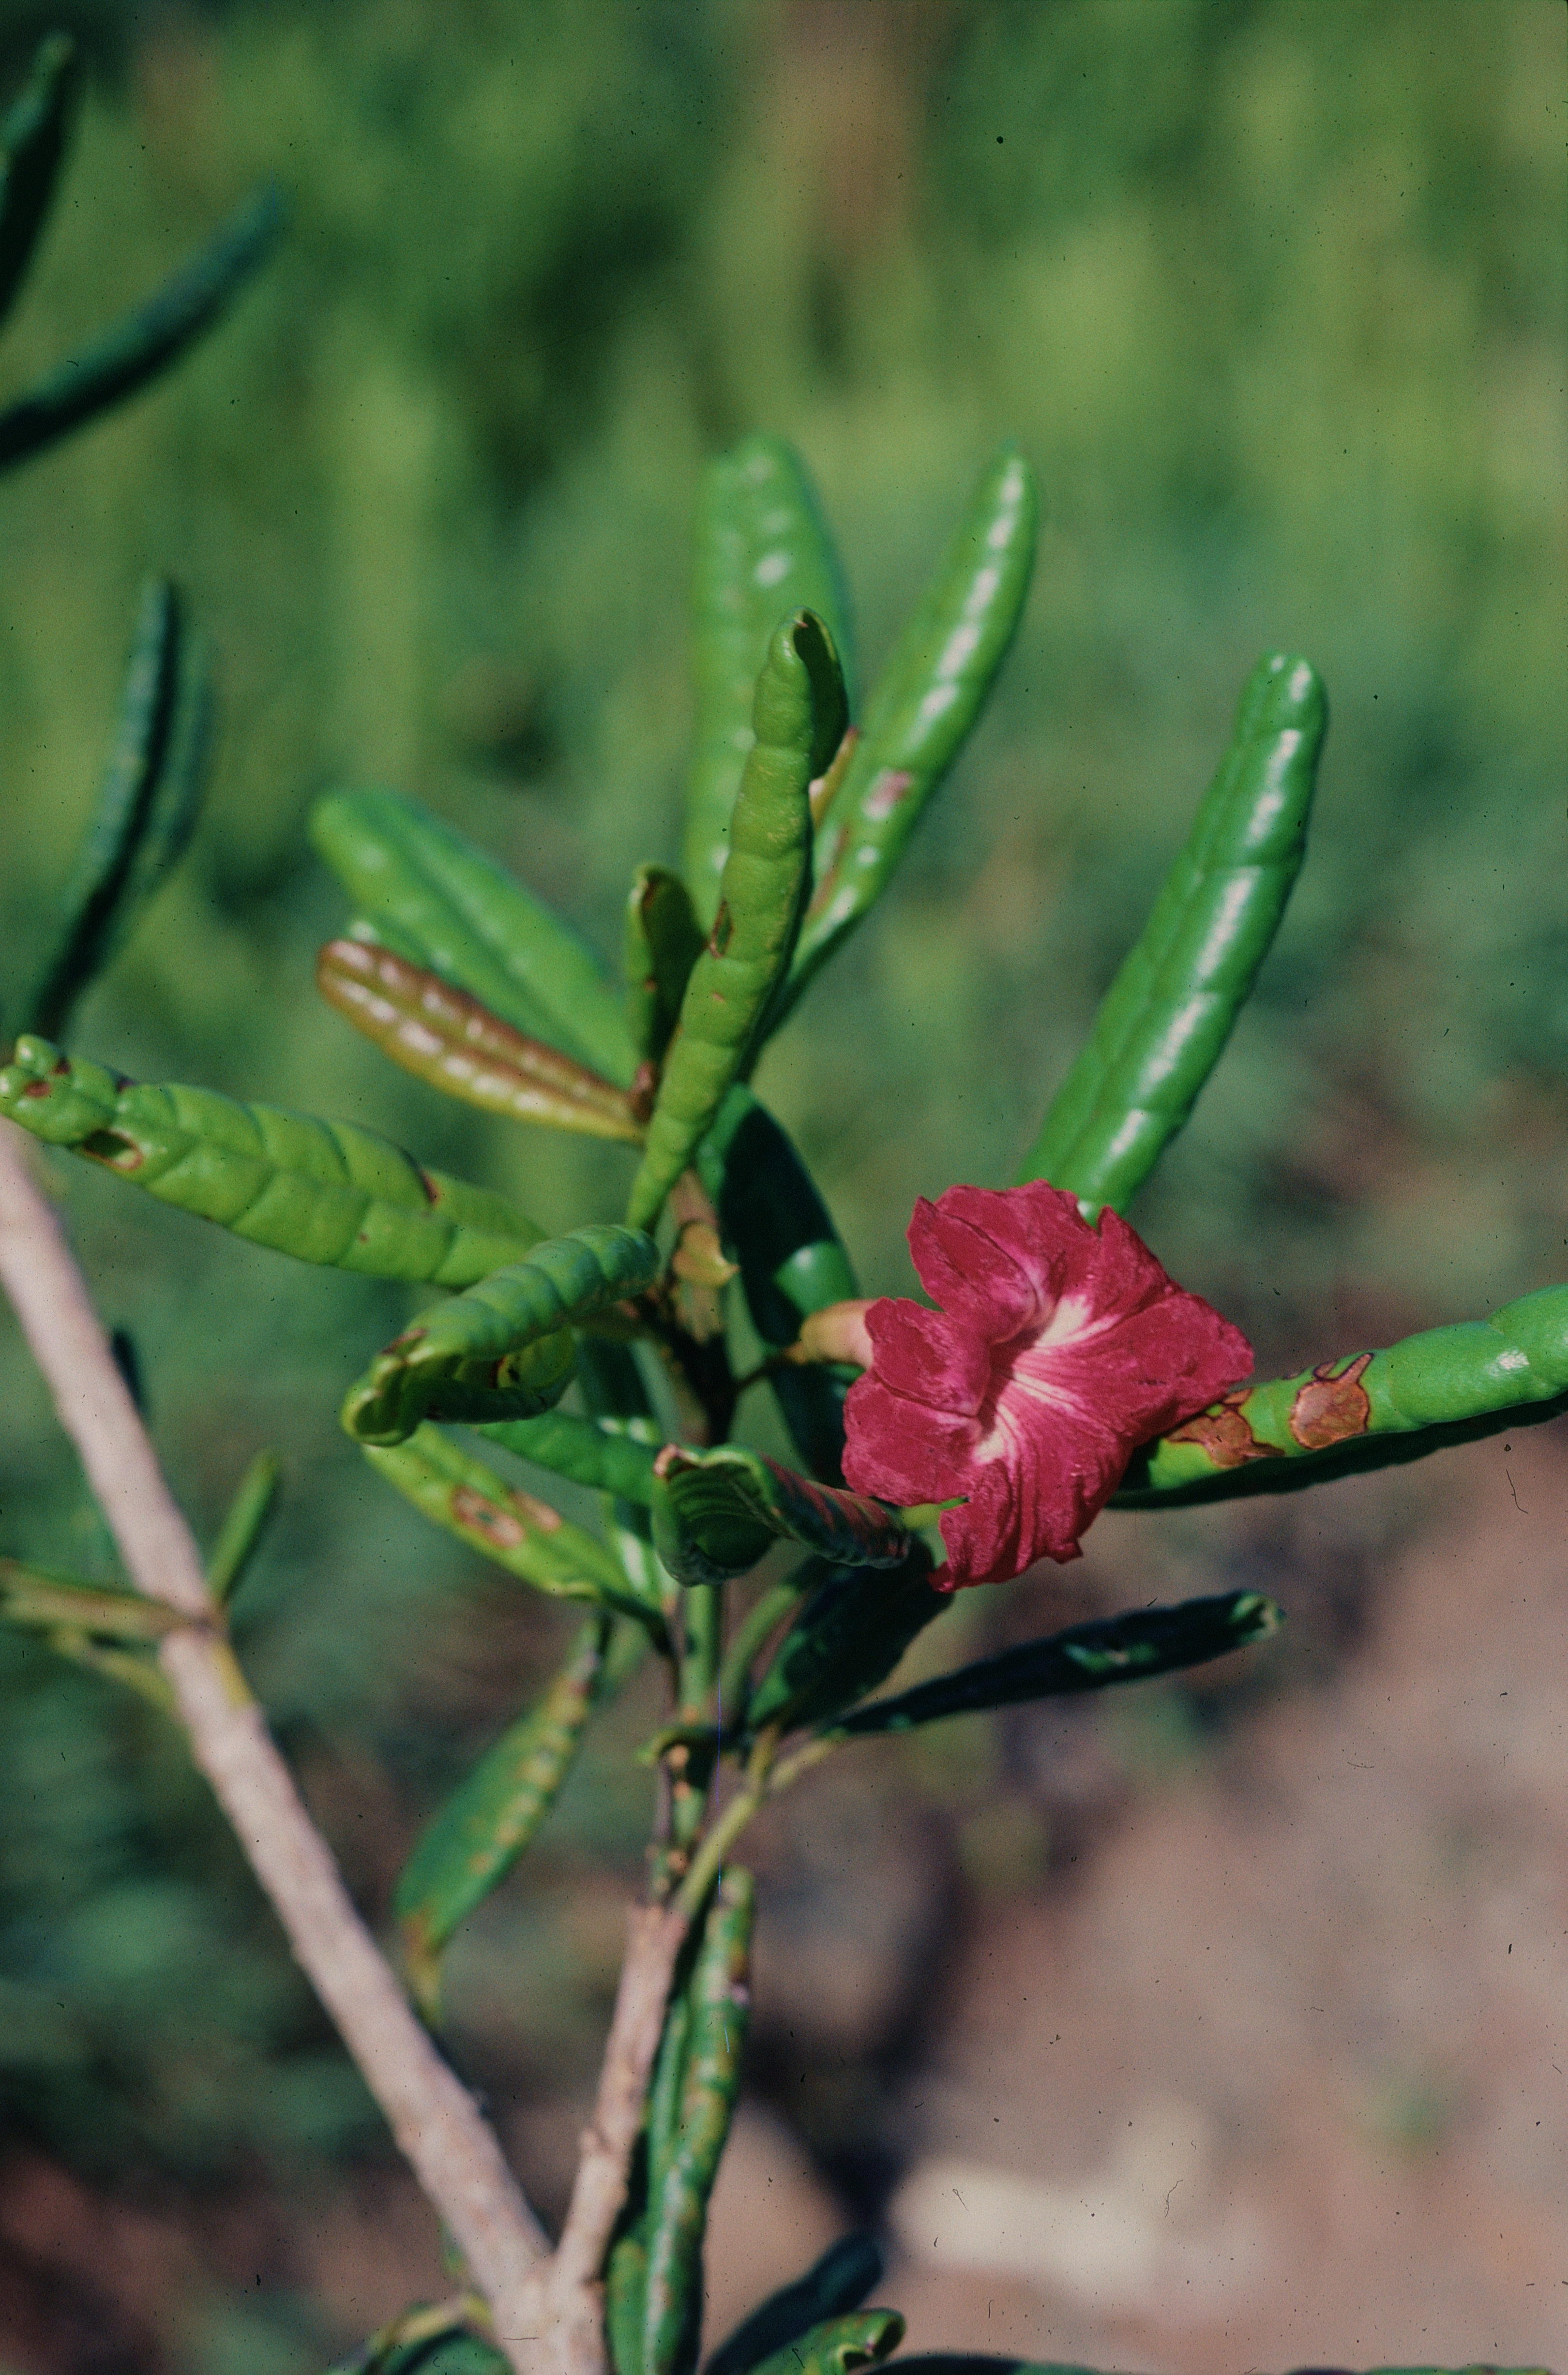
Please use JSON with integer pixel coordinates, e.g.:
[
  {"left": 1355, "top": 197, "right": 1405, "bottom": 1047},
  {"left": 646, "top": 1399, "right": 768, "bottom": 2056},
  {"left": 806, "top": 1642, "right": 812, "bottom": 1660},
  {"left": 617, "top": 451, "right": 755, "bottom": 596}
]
[{"left": 842, "top": 1180, "right": 1252, "bottom": 1589}]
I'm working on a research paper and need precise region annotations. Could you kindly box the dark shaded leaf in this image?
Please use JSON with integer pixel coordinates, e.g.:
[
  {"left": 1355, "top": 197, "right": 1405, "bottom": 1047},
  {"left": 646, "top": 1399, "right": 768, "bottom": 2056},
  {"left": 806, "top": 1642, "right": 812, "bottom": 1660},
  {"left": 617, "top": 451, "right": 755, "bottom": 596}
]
[
  {"left": 745, "top": 1545, "right": 947, "bottom": 1736},
  {"left": 0, "top": 34, "right": 83, "bottom": 330},
  {"left": 26, "top": 581, "right": 213, "bottom": 1041},
  {"left": 741, "top": 2312, "right": 905, "bottom": 2375},
  {"left": 704, "top": 2236, "right": 884, "bottom": 2375},
  {"left": 835, "top": 1592, "right": 1282, "bottom": 1735},
  {"left": 0, "top": 183, "right": 283, "bottom": 473},
  {"left": 696, "top": 1086, "right": 859, "bottom": 1482}
]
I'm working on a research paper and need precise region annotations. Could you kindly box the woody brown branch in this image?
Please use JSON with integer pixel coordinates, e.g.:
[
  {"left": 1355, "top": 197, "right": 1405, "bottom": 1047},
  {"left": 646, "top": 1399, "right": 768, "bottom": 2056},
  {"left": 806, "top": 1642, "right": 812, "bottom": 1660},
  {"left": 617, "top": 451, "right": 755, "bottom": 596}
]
[{"left": 0, "top": 1120, "right": 554, "bottom": 2373}]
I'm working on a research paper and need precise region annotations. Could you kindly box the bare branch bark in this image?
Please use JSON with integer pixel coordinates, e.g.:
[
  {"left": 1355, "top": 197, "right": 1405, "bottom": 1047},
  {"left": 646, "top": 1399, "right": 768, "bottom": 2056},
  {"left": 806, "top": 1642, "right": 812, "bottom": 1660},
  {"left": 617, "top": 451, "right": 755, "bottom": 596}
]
[
  {"left": 0, "top": 1122, "right": 552, "bottom": 2370},
  {"left": 547, "top": 1902, "right": 690, "bottom": 2375}
]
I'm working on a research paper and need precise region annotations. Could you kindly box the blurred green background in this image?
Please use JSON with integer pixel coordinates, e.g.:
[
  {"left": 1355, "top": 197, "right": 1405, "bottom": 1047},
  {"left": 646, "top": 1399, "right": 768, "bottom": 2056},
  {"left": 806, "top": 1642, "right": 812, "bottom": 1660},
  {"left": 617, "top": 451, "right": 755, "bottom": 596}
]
[{"left": 0, "top": 1, "right": 1561, "bottom": 2366}]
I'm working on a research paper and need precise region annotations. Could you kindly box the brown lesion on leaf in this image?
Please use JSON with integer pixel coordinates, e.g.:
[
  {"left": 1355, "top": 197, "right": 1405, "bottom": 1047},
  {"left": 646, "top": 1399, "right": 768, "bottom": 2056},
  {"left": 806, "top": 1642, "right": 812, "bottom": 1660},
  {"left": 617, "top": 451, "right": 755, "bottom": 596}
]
[
  {"left": 415, "top": 1166, "right": 443, "bottom": 1206},
  {"left": 446, "top": 1482, "right": 563, "bottom": 1558},
  {"left": 508, "top": 1484, "right": 562, "bottom": 1534},
  {"left": 707, "top": 902, "right": 733, "bottom": 958},
  {"left": 1288, "top": 1352, "right": 1373, "bottom": 1449},
  {"left": 862, "top": 766, "right": 915, "bottom": 823},
  {"left": 1165, "top": 1390, "right": 1281, "bottom": 1468}
]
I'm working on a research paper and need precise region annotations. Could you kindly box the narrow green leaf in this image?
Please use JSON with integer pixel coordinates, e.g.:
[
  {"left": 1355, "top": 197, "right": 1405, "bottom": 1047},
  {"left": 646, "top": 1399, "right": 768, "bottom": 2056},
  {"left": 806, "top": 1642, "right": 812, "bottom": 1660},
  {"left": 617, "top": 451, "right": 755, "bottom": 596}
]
[
  {"left": 0, "top": 1036, "right": 541, "bottom": 1288},
  {"left": 696, "top": 1085, "right": 858, "bottom": 1481},
  {"left": 1116, "top": 1281, "right": 1568, "bottom": 1507},
  {"left": 703, "top": 2237, "right": 884, "bottom": 2375},
  {"left": 682, "top": 435, "right": 854, "bottom": 926},
  {"left": 25, "top": 581, "right": 214, "bottom": 1041},
  {"left": 342, "top": 1224, "right": 658, "bottom": 1445},
  {"left": 0, "top": 35, "right": 83, "bottom": 331},
  {"left": 395, "top": 1615, "right": 614, "bottom": 2012},
  {"left": 651, "top": 1444, "right": 909, "bottom": 1589},
  {"left": 834, "top": 1591, "right": 1282, "bottom": 1736},
  {"left": 642, "top": 1870, "right": 754, "bottom": 2375},
  {"left": 317, "top": 937, "right": 641, "bottom": 1142},
  {"left": 205, "top": 1450, "right": 280, "bottom": 1606},
  {"left": 1021, "top": 652, "right": 1327, "bottom": 1212},
  {"left": 33, "top": 1628, "right": 175, "bottom": 1713},
  {"left": 628, "top": 614, "right": 840, "bottom": 1233},
  {"left": 778, "top": 446, "right": 1039, "bottom": 1026},
  {"left": 0, "top": 1559, "right": 181, "bottom": 1642},
  {"left": 741, "top": 2313, "right": 905, "bottom": 2375},
  {"left": 0, "top": 184, "right": 283, "bottom": 474},
  {"left": 745, "top": 1546, "right": 947, "bottom": 1736},
  {"left": 480, "top": 1410, "right": 658, "bottom": 1506},
  {"left": 362, "top": 1425, "right": 663, "bottom": 1631},
  {"left": 310, "top": 787, "right": 633, "bottom": 1083},
  {"left": 607, "top": 2228, "right": 650, "bottom": 2375},
  {"left": 626, "top": 865, "right": 706, "bottom": 1071}
]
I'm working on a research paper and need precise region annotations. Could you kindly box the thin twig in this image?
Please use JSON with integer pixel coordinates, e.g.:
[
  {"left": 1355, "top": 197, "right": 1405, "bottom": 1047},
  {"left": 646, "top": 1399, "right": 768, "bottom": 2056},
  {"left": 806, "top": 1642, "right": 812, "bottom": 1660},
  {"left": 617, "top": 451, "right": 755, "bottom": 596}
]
[
  {"left": 673, "top": 1725, "right": 780, "bottom": 1922},
  {"left": 546, "top": 1901, "right": 690, "bottom": 2375},
  {"left": 0, "top": 1122, "right": 552, "bottom": 2370}
]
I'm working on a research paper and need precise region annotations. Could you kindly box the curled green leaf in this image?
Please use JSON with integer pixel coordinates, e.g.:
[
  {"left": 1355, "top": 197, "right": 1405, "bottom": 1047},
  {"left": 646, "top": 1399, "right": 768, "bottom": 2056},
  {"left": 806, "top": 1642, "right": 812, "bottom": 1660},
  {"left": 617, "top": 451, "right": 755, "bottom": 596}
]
[
  {"left": 1021, "top": 652, "right": 1327, "bottom": 1213},
  {"left": 395, "top": 1615, "right": 616, "bottom": 2014},
  {"left": 779, "top": 445, "right": 1039, "bottom": 1027},
  {"left": 626, "top": 865, "right": 706, "bottom": 1073},
  {"left": 1117, "top": 1282, "right": 1568, "bottom": 1507},
  {"left": 834, "top": 1591, "right": 1282, "bottom": 1736},
  {"left": 682, "top": 435, "right": 854, "bottom": 925},
  {"left": 0, "top": 1036, "right": 541, "bottom": 1287},
  {"left": 741, "top": 2313, "right": 905, "bottom": 2375},
  {"left": 0, "top": 35, "right": 83, "bottom": 331},
  {"left": 651, "top": 1444, "right": 909, "bottom": 1589},
  {"left": 745, "top": 1545, "right": 947, "bottom": 1737},
  {"left": 310, "top": 787, "right": 633, "bottom": 1083},
  {"left": 642, "top": 1869, "right": 754, "bottom": 2375},
  {"left": 342, "top": 1223, "right": 659, "bottom": 1444},
  {"left": 362, "top": 1426, "right": 662, "bottom": 1630},
  {"left": 26, "top": 580, "right": 213, "bottom": 1042},
  {"left": 0, "top": 183, "right": 283, "bottom": 475},
  {"left": 703, "top": 2236, "right": 884, "bottom": 2375},
  {"left": 628, "top": 613, "right": 842, "bottom": 1233},
  {"left": 317, "top": 937, "right": 641, "bottom": 1141}
]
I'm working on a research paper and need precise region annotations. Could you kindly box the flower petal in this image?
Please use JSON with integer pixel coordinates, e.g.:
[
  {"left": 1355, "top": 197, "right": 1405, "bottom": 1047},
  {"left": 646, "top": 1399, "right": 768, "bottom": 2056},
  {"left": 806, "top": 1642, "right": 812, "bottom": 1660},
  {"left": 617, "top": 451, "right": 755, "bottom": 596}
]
[
  {"left": 843, "top": 1369, "right": 975, "bottom": 1505},
  {"left": 860, "top": 1293, "right": 991, "bottom": 1415},
  {"left": 909, "top": 1186, "right": 1055, "bottom": 1336},
  {"left": 844, "top": 1179, "right": 1252, "bottom": 1588}
]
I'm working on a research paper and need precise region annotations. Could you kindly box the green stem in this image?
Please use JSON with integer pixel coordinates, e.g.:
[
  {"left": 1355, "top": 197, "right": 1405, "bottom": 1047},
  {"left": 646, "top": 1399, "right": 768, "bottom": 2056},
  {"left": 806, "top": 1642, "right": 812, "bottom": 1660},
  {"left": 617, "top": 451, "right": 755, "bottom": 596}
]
[
  {"left": 667, "top": 1582, "right": 724, "bottom": 1864},
  {"left": 673, "top": 1727, "right": 782, "bottom": 1920},
  {"left": 716, "top": 1575, "right": 812, "bottom": 1733}
]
